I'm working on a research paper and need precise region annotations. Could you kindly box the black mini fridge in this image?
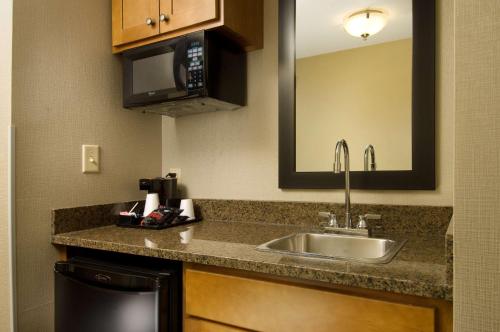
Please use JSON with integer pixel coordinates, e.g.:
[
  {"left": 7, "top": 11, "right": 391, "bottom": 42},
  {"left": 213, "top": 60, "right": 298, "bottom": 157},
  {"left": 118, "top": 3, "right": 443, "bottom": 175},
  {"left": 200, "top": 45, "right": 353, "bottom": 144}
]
[{"left": 54, "top": 257, "right": 181, "bottom": 332}]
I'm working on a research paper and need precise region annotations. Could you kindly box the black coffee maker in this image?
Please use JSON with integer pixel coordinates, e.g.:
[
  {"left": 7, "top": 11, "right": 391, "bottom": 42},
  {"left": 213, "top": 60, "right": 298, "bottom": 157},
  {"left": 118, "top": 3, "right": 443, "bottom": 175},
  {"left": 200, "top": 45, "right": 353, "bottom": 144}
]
[{"left": 139, "top": 174, "right": 178, "bottom": 206}]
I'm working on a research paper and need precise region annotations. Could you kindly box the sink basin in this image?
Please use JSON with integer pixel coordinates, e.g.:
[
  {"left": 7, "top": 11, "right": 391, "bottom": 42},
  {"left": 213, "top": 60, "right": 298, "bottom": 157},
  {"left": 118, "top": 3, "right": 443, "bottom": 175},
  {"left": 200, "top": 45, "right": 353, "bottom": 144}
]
[{"left": 256, "top": 233, "right": 406, "bottom": 264}]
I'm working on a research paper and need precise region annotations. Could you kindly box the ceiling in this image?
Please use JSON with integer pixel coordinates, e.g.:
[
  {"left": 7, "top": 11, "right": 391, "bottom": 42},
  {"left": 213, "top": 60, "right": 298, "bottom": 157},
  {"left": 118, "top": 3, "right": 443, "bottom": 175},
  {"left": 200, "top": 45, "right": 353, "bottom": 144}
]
[{"left": 296, "top": 0, "right": 413, "bottom": 59}]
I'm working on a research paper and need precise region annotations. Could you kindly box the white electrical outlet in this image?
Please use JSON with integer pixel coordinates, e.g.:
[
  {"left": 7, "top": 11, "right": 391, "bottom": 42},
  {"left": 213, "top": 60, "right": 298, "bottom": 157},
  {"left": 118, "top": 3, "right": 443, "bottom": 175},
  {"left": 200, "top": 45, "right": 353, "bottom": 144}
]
[
  {"left": 170, "top": 168, "right": 181, "bottom": 182},
  {"left": 82, "top": 145, "right": 100, "bottom": 173}
]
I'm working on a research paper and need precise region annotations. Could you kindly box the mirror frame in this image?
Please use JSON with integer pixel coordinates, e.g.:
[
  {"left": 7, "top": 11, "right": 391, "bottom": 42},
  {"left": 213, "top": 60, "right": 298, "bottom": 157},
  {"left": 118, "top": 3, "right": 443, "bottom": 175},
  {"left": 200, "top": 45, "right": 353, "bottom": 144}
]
[{"left": 279, "top": 0, "right": 436, "bottom": 190}]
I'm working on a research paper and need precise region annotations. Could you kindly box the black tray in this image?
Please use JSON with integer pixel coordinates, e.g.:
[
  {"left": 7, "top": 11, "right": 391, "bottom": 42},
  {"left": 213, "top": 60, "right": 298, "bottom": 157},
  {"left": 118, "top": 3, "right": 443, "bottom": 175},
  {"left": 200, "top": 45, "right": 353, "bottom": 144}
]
[{"left": 117, "top": 214, "right": 202, "bottom": 230}]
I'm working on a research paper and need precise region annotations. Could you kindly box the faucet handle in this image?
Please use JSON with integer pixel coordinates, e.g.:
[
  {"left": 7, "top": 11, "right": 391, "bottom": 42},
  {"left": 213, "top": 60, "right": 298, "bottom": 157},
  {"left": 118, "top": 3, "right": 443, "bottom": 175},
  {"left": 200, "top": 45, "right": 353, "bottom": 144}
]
[
  {"left": 319, "top": 212, "right": 338, "bottom": 227},
  {"left": 356, "top": 213, "right": 382, "bottom": 229},
  {"left": 356, "top": 215, "right": 368, "bottom": 229}
]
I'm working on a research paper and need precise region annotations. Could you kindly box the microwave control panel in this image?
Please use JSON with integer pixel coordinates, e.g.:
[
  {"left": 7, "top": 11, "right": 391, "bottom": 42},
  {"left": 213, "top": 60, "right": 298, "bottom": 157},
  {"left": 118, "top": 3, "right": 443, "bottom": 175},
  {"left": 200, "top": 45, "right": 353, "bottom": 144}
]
[{"left": 187, "top": 42, "right": 204, "bottom": 91}]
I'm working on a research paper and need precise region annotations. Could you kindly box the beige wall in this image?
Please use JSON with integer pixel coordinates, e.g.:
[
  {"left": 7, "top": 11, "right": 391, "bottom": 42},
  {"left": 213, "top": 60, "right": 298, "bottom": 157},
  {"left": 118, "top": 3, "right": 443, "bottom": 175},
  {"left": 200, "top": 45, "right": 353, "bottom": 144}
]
[
  {"left": 162, "top": 0, "right": 454, "bottom": 206},
  {"left": 296, "top": 39, "right": 412, "bottom": 172},
  {"left": 0, "top": 0, "right": 13, "bottom": 330},
  {"left": 12, "top": 0, "right": 162, "bottom": 330},
  {"left": 454, "top": 0, "right": 500, "bottom": 330}
]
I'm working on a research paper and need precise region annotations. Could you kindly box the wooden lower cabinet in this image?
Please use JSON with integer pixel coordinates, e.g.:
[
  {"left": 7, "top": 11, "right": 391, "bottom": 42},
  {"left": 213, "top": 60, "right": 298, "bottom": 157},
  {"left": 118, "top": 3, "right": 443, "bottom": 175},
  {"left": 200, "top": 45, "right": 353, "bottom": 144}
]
[
  {"left": 184, "top": 265, "right": 452, "bottom": 332},
  {"left": 186, "top": 317, "right": 252, "bottom": 332}
]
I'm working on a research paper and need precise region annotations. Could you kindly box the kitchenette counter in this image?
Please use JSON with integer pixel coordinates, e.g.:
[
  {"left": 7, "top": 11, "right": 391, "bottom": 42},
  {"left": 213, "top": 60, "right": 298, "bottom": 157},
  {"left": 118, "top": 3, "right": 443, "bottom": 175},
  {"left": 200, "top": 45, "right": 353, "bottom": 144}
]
[{"left": 52, "top": 217, "right": 452, "bottom": 301}]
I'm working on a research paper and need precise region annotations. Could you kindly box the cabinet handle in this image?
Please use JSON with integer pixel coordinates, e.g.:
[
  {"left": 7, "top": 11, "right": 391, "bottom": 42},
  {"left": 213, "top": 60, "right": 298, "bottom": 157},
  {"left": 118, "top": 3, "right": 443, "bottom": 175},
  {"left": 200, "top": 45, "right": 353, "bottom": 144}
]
[
  {"left": 159, "top": 13, "right": 170, "bottom": 22},
  {"left": 146, "top": 17, "right": 155, "bottom": 26}
]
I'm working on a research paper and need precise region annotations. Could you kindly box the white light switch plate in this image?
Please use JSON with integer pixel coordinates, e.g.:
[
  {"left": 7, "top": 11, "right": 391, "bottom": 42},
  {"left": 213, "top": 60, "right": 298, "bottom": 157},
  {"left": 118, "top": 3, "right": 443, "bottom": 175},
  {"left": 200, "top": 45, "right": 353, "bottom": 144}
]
[{"left": 82, "top": 145, "right": 100, "bottom": 173}]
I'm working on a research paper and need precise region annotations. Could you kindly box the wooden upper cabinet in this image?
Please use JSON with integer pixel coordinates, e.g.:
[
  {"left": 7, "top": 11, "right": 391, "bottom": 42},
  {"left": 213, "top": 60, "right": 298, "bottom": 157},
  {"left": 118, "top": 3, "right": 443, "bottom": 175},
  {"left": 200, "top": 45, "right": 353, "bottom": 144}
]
[
  {"left": 112, "top": 0, "right": 263, "bottom": 53},
  {"left": 160, "top": 0, "right": 219, "bottom": 34},
  {"left": 112, "top": 0, "right": 160, "bottom": 46}
]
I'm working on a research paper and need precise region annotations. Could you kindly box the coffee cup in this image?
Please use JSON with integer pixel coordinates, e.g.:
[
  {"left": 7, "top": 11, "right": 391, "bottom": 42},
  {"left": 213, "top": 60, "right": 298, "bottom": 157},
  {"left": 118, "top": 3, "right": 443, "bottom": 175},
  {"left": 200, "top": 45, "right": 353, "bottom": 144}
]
[{"left": 179, "top": 199, "right": 195, "bottom": 221}]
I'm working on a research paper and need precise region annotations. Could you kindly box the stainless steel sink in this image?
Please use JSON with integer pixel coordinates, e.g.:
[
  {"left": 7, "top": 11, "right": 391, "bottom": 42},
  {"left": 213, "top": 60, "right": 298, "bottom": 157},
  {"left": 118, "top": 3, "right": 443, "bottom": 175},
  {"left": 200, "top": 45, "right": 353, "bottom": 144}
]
[{"left": 256, "top": 233, "right": 406, "bottom": 264}]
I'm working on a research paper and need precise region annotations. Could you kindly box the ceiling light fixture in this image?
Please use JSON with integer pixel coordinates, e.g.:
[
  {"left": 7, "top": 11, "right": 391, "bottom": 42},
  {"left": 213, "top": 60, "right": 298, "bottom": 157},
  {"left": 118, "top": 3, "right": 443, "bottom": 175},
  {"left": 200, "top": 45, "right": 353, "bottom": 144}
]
[{"left": 344, "top": 9, "right": 387, "bottom": 40}]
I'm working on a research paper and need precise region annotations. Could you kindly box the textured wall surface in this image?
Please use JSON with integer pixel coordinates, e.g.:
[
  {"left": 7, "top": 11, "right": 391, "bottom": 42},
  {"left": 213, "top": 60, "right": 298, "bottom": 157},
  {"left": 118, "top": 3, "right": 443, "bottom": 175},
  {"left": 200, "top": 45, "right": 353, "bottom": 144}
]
[
  {"left": 454, "top": 0, "right": 500, "bottom": 330},
  {"left": 296, "top": 39, "right": 412, "bottom": 171},
  {"left": 162, "top": 0, "right": 454, "bottom": 206},
  {"left": 11, "top": 0, "right": 162, "bottom": 330},
  {"left": 0, "top": 0, "right": 13, "bottom": 330}
]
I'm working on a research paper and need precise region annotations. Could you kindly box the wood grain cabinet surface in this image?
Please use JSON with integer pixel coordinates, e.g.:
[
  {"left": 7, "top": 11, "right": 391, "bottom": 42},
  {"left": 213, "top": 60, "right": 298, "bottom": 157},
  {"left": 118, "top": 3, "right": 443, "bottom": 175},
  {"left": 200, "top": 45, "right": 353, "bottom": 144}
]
[
  {"left": 112, "top": 0, "right": 160, "bottom": 46},
  {"left": 112, "top": 0, "right": 262, "bottom": 53},
  {"left": 184, "top": 265, "right": 452, "bottom": 332},
  {"left": 159, "top": 0, "right": 219, "bottom": 34}
]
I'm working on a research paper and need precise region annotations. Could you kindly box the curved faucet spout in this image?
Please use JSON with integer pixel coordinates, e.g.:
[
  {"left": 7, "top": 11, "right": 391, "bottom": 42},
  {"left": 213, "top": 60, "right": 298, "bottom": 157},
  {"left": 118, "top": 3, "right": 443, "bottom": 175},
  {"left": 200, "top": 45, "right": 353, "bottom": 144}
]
[
  {"left": 334, "top": 139, "right": 351, "bottom": 229},
  {"left": 364, "top": 144, "right": 376, "bottom": 171}
]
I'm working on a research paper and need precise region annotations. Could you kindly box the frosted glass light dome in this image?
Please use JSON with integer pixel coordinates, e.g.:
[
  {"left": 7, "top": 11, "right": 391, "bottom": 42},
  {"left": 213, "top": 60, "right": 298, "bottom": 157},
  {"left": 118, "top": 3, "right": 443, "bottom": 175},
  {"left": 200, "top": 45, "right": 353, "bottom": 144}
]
[{"left": 344, "top": 9, "right": 387, "bottom": 40}]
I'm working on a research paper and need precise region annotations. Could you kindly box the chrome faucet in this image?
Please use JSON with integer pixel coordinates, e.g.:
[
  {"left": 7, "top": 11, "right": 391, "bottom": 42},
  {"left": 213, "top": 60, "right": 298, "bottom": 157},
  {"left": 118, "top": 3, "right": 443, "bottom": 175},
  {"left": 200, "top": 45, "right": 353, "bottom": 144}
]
[
  {"left": 334, "top": 139, "right": 351, "bottom": 229},
  {"left": 318, "top": 140, "right": 381, "bottom": 236},
  {"left": 364, "top": 144, "right": 376, "bottom": 171}
]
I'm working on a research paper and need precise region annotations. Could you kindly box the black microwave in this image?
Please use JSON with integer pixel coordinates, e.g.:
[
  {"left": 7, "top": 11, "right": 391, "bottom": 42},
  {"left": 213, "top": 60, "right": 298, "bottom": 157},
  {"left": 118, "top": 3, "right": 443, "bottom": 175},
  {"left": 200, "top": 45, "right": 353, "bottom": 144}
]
[{"left": 122, "top": 31, "right": 247, "bottom": 117}]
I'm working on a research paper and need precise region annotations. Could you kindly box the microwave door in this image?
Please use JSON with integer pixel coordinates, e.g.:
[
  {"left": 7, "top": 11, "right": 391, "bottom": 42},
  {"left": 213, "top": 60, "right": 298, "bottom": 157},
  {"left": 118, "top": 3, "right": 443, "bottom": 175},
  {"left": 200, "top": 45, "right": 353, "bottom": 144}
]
[
  {"left": 123, "top": 39, "right": 188, "bottom": 108},
  {"left": 172, "top": 39, "right": 187, "bottom": 97}
]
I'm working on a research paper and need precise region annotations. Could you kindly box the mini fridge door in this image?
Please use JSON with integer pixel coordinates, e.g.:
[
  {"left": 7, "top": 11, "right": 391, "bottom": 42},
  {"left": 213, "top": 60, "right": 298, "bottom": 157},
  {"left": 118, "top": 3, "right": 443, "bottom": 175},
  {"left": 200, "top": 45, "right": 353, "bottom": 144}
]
[{"left": 54, "top": 259, "right": 179, "bottom": 332}]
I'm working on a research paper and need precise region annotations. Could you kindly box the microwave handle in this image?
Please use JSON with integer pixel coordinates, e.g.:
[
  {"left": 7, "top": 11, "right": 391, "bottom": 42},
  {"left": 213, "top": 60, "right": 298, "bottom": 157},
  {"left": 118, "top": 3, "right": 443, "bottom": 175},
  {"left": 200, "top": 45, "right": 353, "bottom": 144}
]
[{"left": 173, "top": 40, "right": 187, "bottom": 91}]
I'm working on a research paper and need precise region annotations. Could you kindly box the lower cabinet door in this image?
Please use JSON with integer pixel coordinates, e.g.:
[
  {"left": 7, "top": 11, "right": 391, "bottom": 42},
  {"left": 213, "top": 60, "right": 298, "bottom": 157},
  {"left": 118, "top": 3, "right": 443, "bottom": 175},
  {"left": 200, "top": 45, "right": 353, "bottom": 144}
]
[
  {"left": 185, "top": 268, "right": 436, "bottom": 332},
  {"left": 186, "top": 317, "right": 253, "bottom": 332}
]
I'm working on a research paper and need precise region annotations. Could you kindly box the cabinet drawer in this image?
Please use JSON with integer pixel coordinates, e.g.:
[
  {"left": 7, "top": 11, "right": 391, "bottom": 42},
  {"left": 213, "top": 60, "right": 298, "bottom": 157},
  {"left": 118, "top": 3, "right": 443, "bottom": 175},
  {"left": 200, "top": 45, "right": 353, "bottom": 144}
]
[{"left": 185, "top": 268, "right": 435, "bottom": 332}]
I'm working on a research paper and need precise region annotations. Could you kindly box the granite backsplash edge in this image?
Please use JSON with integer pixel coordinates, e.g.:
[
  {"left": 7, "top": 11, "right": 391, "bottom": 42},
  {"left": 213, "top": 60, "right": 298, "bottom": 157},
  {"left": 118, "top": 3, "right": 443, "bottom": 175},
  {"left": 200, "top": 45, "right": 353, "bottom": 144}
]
[
  {"left": 445, "top": 218, "right": 454, "bottom": 285},
  {"left": 52, "top": 201, "right": 141, "bottom": 235},
  {"left": 52, "top": 199, "right": 453, "bottom": 236}
]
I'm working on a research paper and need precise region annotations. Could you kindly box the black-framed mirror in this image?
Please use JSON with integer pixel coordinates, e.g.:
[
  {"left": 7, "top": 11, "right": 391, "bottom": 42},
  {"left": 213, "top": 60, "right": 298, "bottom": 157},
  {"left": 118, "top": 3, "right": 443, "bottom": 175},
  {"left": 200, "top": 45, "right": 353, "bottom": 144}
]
[{"left": 279, "top": 0, "right": 436, "bottom": 190}]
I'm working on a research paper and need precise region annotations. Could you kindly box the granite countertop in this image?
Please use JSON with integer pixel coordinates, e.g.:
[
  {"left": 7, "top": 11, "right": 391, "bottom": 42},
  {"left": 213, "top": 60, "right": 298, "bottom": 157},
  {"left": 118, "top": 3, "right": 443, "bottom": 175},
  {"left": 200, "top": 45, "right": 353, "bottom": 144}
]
[{"left": 52, "top": 218, "right": 452, "bottom": 301}]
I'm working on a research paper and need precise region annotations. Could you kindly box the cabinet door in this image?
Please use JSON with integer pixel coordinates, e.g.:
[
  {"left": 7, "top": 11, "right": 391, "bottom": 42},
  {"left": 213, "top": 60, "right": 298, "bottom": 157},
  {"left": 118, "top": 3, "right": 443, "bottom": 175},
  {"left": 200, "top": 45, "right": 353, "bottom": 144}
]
[
  {"left": 112, "top": 0, "right": 160, "bottom": 46},
  {"left": 159, "top": 0, "right": 219, "bottom": 34},
  {"left": 186, "top": 317, "right": 251, "bottom": 332},
  {"left": 185, "top": 268, "right": 436, "bottom": 332}
]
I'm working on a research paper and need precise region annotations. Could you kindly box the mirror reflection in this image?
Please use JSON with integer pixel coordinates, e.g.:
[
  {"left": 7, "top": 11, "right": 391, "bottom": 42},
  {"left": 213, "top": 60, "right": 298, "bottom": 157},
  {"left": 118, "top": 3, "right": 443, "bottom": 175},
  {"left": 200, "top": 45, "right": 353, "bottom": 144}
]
[{"left": 295, "top": 0, "right": 413, "bottom": 172}]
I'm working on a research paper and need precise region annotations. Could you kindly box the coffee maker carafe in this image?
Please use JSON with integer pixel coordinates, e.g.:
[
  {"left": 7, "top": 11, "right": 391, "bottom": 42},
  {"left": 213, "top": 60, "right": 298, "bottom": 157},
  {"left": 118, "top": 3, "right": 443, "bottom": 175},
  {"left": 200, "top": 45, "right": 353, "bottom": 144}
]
[{"left": 139, "top": 174, "right": 178, "bottom": 206}]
